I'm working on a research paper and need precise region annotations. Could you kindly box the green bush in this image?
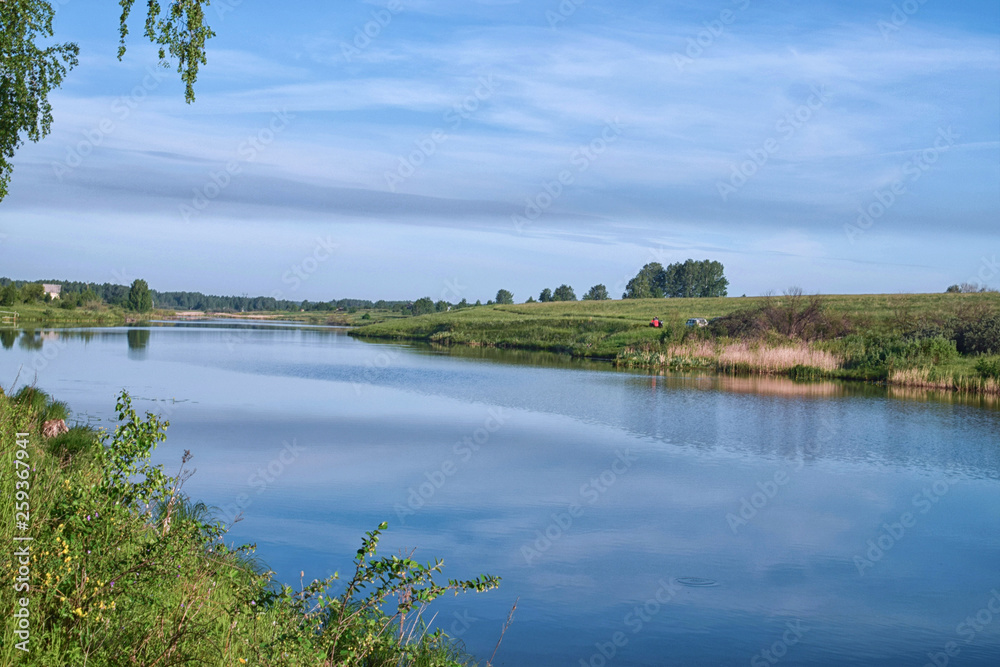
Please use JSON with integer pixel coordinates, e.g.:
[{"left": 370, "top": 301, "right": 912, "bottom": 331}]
[
  {"left": 1, "top": 391, "right": 500, "bottom": 666},
  {"left": 959, "top": 313, "right": 1000, "bottom": 355},
  {"left": 975, "top": 357, "right": 1000, "bottom": 380},
  {"left": 906, "top": 336, "right": 959, "bottom": 364}
]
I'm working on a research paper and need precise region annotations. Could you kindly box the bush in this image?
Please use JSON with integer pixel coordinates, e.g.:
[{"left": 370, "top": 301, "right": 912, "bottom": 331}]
[
  {"left": 709, "top": 294, "right": 851, "bottom": 341},
  {"left": 959, "top": 313, "right": 1000, "bottom": 355},
  {"left": 975, "top": 357, "right": 1000, "bottom": 380},
  {"left": 842, "top": 334, "right": 910, "bottom": 378},
  {"left": 906, "top": 336, "right": 959, "bottom": 364},
  {"left": 1, "top": 391, "right": 500, "bottom": 666}
]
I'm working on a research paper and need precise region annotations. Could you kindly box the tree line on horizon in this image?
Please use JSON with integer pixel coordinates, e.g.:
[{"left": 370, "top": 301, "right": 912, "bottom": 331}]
[
  {"left": 0, "top": 277, "right": 415, "bottom": 314},
  {"left": 490, "top": 259, "right": 730, "bottom": 306}
]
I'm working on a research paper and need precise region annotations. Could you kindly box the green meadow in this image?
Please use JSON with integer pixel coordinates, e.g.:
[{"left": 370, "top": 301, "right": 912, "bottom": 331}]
[{"left": 351, "top": 292, "right": 1000, "bottom": 393}]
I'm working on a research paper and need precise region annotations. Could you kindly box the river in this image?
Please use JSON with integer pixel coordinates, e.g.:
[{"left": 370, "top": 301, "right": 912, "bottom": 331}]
[{"left": 3, "top": 322, "right": 999, "bottom": 666}]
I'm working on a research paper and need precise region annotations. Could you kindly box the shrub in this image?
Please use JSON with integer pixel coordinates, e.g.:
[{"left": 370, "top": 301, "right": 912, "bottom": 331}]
[
  {"left": 709, "top": 294, "right": 851, "bottom": 341},
  {"left": 906, "top": 336, "right": 959, "bottom": 364},
  {"left": 1, "top": 391, "right": 501, "bottom": 666},
  {"left": 975, "top": 357, "right": 1000, "bottom": 380},
  {"left": 842, "top": 334, "right": 911, "bottom": 378},
  {"left": 959, "top": 313, "right": 1000, "bottom": 355}
]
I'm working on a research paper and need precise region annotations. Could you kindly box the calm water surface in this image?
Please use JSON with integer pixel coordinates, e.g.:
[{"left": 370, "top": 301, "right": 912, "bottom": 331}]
[{"left": 3, "top": 323, "right": 1000, "bottom": 666}]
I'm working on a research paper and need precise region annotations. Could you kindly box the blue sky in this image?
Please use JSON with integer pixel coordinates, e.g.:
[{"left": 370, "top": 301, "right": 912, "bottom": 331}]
[{"left": 1, "top": 0, "right": 998, "bottom": 302}]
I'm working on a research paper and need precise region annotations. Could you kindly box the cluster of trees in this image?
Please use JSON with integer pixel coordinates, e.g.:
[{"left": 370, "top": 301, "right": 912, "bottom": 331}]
[
  {"left": 623, "top": 260, "right": 728, "bottom": 299},
  {"left": 4, "top": 257, "right": 730, "bottom": 320},
  {"left": 0, "top": 278, "right": 422, "bottom": 314},
  {"left": 0, "top": 277, "right": 155, "bottom": 312},
  {"left": 486, "top": 259, "right": 727, "bottom": 309},
  {"left": 153, "top": 291, "right": 411, "bottom": 313},
  {"left": 946, "top": 283, "right": 996, "bottom": 294},
  {"left": 535, "top": 285, "right": 579, "bottom": 302}
]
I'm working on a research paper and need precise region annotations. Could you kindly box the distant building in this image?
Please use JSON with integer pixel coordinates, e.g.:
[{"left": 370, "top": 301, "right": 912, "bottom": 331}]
[{"left": 42, "top": 284, "right": 62, "bottom": 300}]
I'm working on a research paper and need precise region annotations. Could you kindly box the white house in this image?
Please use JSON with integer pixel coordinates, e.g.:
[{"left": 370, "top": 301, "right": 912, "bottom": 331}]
[{"left": 42, "top": 284, "right": 61, "bottom": 299}]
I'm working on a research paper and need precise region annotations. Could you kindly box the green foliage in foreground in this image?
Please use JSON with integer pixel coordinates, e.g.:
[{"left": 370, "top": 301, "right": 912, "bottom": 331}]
[{"left": 0, "top": 390, "right": 499, "bottom": 666}]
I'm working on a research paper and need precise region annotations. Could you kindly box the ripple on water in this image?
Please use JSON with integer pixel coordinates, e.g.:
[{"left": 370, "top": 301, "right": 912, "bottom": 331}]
[{"left": 674, "top": 577, "right": 720, "bottom": 588}]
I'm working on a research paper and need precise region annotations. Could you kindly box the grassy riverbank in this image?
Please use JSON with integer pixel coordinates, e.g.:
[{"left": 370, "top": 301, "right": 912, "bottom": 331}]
[
  {"left": 351, "top": 292, "right": 1000, "bottom": 394},
  {"left": 0, "top": 389, "right": 499, "bottom": 665},
  {"left": 3, "top": 303, "right": 173, "bottom": 327}
]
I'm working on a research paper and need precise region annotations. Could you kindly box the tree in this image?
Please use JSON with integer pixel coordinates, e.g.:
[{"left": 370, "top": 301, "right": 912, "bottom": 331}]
[
  {"left": 0, "top": 284, "right": 19, "bottom": 306},
  {"left": 127, "top": 279, "right": 152, "bottom": 312},
  {"left": 20, "top": 282, "right": 44, "bottom": 303},
  {"left": 0, "top": 0, "right": 214, "bottom": 200},
  {"left": 524, "top": 296, "right": 536, "bottom": 303},
  {"left": 411, "top": 297, "right": 435, "bottom": 316},
  {"left": 662, "top": 259, "right": 728, "bottom": 298},
  {"left": 552, "top": 284, "right": 576, "bottom": 301},
  {"left": 495, "top": 289, "right": 514, "bottom": 305},
  {"left": 623, "top": 263, "right": 664, "bottom": 299},
  {"left": 583, "top": 284, "right": 610, "bottom": 301},
  {"left": 947, "top": 282, "right": 995, "bottom": 294},
  {"left": 538, "top": 288, "right": 553, "bottom": 302}
]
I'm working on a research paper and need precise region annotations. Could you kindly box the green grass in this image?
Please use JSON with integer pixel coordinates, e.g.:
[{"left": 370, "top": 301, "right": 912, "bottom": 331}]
[
  {"left": 0, "top": 389, "right": 500, "bottom": 666},
  {"left": 2, "top": 303, "right": 163, "bottom": 326},
  {"left": 350, "top": 293, "right": 1000, "bottom": 393}
]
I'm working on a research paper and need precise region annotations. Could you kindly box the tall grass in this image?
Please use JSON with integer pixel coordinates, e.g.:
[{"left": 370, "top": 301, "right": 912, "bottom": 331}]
[
  {"left": 0, "top": 390, "right": 501, "bottom": 666},
  {"left": 616, "top": 341, "right": 841, "bottom": 376},
  {"left": 888, "top": 367, "right": 1000, "bottom": 395}
]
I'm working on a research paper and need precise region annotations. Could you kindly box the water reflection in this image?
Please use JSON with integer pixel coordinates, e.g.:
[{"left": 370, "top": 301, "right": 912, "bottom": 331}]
[
  {"left": 1, "top": 323, "right": 999, "bottom": 665},
  {"left": 127, "top": 328, "right": 151, "bottom": 359}
]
